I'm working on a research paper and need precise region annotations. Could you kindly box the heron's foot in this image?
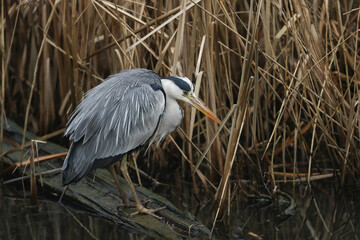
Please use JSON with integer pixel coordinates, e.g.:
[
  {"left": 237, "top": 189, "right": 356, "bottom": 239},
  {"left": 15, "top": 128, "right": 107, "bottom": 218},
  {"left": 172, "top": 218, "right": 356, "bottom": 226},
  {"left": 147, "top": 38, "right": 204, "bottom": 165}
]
[
  {"left": 130, "top": 204, "right": 166, "bottom": 219},
  {"left": 119, "top": 198, "right": 130, "bottom": 207}
]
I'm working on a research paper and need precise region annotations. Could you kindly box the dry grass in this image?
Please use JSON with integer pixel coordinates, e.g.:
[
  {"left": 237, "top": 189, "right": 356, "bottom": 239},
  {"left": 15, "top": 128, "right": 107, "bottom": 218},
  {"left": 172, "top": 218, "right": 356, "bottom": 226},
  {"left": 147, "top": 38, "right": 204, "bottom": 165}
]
[{"left": 1, "top": 0, "right": 360, "bottom": 221}]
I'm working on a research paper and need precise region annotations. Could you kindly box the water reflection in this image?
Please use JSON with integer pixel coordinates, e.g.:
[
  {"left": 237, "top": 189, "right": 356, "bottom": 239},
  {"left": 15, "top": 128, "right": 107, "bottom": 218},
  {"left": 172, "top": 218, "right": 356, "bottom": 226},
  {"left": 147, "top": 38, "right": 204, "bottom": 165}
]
[
  {"left": 0, "top": 186, "right": 150, "bottom": 240},
  {"left": 1, "top": 177, "right": 359, "bottom": 239},
  {"left": 155, "top": 176, "right": 360, "bottom": 239}
]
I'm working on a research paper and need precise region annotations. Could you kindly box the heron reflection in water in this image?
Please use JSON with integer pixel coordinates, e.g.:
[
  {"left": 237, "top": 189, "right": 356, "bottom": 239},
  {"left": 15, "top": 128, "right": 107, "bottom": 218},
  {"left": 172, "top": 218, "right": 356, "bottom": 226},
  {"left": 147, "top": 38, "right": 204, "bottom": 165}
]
[{"left": 62, "top": 68, "right": 220, "bottom": 218}]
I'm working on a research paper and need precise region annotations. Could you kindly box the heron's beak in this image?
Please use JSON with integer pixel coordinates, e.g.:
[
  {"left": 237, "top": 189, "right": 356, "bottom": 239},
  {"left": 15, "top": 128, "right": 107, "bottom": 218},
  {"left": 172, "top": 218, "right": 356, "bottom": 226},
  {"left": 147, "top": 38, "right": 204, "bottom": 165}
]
[{"left": 187, "top": 93, "right": 221, "bottom": 124}]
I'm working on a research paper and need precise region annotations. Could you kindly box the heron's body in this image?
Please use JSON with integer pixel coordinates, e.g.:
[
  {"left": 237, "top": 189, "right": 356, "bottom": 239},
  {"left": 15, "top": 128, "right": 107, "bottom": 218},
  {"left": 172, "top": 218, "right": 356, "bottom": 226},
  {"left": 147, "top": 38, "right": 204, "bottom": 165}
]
[
  {"left": 63, "top": 69, "right": 186, "bottom": 184},
  {"left": 62, "top": 68, "right": 220, "bottom": 217}
]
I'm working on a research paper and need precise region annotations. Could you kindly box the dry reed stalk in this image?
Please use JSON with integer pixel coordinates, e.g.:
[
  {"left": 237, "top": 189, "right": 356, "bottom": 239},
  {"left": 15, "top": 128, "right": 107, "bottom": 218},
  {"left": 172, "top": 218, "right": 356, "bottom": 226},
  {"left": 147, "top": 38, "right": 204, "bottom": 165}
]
[
  {"left": 20, "top": 1, "right": 60, "bottom": 162},
  {"left": 193, "top": 104, "right": 236, "bottom": 174},
  {"left": 2, "top": 152, "right": 66, "bottom": 175},
  {"left": 0, "top": 0, "right": 5, "bottom": 173},
  {"left": 169, "top": 135, "right": 216, "bottom": 191},
  {"left": 3, "top": 0, "right": 360, "bottom": 228},
  {"left": 29, "top": 140, "right": 38, "bottom": 205},
  {"left": 211, "top": 1, "right": 261, "bottom": 232},
  {"left": 274, "top": 172, "right": 336, "bottom": 182}
]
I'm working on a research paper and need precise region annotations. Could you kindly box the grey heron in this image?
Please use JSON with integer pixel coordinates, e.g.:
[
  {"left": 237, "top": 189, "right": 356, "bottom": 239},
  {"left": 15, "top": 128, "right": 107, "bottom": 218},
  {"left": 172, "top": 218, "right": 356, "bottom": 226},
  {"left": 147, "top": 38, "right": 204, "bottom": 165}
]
[{"left": 62, "top": 68, "right": 220, "bottom": 218}]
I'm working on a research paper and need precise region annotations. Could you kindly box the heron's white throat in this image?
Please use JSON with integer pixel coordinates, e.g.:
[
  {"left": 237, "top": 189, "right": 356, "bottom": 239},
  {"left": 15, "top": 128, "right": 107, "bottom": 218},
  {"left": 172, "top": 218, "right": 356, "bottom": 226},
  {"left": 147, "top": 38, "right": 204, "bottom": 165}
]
[{"left": 152, "top": 79, "right": 187, "bottom": 141}]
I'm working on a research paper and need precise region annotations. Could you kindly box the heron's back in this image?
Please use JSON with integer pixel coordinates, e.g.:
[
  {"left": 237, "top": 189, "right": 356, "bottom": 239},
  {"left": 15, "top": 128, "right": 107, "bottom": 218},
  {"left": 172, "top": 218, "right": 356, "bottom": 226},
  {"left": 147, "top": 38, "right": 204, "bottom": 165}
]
[{"left": 62, "top": 69, "right": 166, "bottom": 185}]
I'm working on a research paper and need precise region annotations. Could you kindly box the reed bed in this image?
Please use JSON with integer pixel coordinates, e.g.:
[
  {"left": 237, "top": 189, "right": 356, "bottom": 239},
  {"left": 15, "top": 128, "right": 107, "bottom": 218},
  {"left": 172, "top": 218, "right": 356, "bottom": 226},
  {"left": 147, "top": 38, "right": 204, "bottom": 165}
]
[{"left": 1, "top": 0, "right": 360, "bottom": 223}]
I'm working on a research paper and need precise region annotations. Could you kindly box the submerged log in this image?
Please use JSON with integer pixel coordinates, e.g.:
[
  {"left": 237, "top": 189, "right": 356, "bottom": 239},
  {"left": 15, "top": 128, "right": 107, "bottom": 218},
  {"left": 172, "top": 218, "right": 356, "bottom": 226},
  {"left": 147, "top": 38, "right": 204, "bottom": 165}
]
[{"left": 1, "top": 120, "right": 210, "bottom": 239}]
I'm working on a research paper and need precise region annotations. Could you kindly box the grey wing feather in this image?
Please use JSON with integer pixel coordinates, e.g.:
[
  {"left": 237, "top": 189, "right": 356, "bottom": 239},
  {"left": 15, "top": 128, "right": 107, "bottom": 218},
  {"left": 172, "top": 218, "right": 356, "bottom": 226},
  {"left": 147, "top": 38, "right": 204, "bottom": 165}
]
[{"left": 62, "top": 69, "right": 165, "bottom": 185}]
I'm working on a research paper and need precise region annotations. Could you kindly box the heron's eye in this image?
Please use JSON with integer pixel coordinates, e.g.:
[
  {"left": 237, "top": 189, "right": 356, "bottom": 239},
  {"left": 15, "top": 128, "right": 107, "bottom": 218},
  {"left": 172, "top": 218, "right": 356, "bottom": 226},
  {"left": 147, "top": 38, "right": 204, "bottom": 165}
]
[{"left": 183, "top": 91, "right": 189, "bottom": 96}]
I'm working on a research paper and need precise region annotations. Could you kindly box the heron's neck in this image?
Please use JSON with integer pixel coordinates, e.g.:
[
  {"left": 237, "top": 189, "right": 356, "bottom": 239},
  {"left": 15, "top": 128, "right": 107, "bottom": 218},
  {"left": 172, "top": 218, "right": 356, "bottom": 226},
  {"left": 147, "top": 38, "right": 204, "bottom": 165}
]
[{"left": 155, "top": 96, "right": 183, "bottom": 142}]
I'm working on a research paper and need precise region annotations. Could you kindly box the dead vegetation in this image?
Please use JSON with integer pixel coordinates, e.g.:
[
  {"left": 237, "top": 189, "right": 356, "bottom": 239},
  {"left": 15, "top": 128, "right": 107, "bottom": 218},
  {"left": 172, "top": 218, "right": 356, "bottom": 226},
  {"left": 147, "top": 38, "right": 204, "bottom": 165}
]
[{"left": 1, "top": 0, "right": 360, "bottom": 225}]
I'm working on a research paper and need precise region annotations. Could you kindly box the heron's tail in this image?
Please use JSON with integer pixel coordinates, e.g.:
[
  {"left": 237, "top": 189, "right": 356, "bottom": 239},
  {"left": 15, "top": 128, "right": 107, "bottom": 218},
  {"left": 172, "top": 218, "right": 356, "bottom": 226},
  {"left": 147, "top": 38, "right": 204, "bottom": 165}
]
[{"left": 61, "top": 141, "right": 92, "bottom": 186}]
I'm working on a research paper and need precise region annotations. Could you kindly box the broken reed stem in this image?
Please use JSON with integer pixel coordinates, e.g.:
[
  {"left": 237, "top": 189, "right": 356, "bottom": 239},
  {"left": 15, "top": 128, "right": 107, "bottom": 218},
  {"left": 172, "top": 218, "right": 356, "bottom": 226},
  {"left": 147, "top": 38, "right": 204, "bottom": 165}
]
[
  {"left": 30, "top": 140, "right": 38, "bottom": 205},
  {"left": 0, "top": 0, "right": 5, "bottom": 175}
]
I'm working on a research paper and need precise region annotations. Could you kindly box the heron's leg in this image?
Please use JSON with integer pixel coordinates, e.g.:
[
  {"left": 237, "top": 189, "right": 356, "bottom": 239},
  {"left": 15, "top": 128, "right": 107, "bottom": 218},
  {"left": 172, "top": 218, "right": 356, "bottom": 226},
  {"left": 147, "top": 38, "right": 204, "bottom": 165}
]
[
  {"left": 120, "top": 156, "right": 165, "bottom": 219},
  {"left": 108, "top": 164, "right": 128, "bottom": 206}
]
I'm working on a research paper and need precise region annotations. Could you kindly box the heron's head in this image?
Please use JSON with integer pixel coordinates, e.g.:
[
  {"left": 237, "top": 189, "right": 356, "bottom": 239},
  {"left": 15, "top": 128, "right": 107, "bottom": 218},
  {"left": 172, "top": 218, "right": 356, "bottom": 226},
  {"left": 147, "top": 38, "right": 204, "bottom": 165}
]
[{"left": 161, "top": 76, "right": 221, "bottom": 124}]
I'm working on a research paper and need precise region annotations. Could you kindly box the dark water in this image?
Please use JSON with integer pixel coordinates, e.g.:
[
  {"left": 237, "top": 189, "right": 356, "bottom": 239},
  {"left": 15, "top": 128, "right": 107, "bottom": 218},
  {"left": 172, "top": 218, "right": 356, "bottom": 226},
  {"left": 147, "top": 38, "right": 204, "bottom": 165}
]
[
  {"left": 0, "top": 186, "right": 150, "bottom": 240},
  {"left": 1, "top": 179, "right": 359, "bottom": 239}
]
